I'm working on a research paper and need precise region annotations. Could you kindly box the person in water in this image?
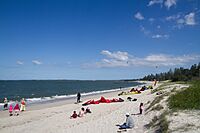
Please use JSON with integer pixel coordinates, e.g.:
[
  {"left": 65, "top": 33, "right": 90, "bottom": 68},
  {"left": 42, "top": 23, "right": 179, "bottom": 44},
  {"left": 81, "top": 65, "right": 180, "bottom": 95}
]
[
  {"left": 119, "top": 113, "right": 134, "bottom": 129},
  {"left": 77, "top": 92, "right": 81, "bottom": 103},
  {"left": 20, "top": 98, "right": 26, "bottom": 112},
  {"left": 4, "top": 98, "right": 8, "bottom": 110},
  {"left": 70, "top": 111, "right": 78, "bottom": 119}
]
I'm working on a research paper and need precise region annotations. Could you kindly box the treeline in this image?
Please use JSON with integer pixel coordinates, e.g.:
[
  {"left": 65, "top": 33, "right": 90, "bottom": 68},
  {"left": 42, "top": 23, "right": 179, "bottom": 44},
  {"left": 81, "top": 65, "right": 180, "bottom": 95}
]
[{"left": 142, "top": 63, "right": 200, "bottom": 82}]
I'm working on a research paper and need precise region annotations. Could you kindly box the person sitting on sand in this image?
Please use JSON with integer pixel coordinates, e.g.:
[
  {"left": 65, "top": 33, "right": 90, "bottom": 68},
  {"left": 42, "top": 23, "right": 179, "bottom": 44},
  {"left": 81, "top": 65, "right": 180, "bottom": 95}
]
[
  {"left": 139, "top": 103, "right": 144, "bottom": 114},
  {"left": 9, "top": 104, "right": 13, "bottom": 116},
  {"left": 20, "top": 98, "right": 26, "bottom": 112},
  {"left": 4, "top": 97, "right": 8, "bottom": 110},
  {"left": 118, "top": 113, "right": 134, "bottom": 129},
  {"left": 14, "top": 101, "right": 20, "bottom": 116},
  {"left": 70, "top": 111, "right": 78, "bottom": 119},
  {"left": 86, "top": 107, "right": 91, "bottom": 113},
  {"left": 78, "top": 107, "right": 85, "bottom": 117}
]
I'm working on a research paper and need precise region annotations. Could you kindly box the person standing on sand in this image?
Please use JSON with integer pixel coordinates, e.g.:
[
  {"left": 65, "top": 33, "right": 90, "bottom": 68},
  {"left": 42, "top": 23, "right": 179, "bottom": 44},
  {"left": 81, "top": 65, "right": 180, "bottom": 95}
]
[
  {"left": 153, "top": 79, "right": 157, "bottom": 86},
  {"left": 119, "top": 113, "right": 134, "bottom": 129},
  {"left": 77, "top": 92, "right": 81, "bottom": 103},
  {"left": 139, "top": 103, "right": 144, "bottom": 114},
  {"left": 20, "top": 98, "right": 26, "bottom": 111},
  {"left": 14, "top": 101, "right": 20, "bottom": 116},
  {"left": 9, "top": 104, "right": 13, "bottom": 116},
  {"left": 3, "top": 97, "right": 8, "bottom": 110}
]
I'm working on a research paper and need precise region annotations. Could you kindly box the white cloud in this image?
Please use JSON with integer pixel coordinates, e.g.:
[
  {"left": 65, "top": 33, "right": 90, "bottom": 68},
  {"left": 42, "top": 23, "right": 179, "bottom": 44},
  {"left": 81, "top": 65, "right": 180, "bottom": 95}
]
[
  {"left": 101, "top": 50, "right": 129, "bottom": 61},
  {"left": 148, "top": 0, "right": 163, "bottom": 6},
  {"left": 134, "top": 12, "right": 144, "bottom": 20},
  {"left": 145, "top": 54, "right": 171, "bottom": 62},
  {"left": 91, "top": 50, "right": 200, "bottom": 68},
  {"left": 17, "top": 61, "right": 24, "bottom": 65},
  {"left": 140, "top": 26, "right": 169, "bottom": 39},
  {"left": 164, "top": 0, "right": 177, "bottom": 9},
  {"left": 166, "top": 14, "right": 180, "bottom": 21},
  {"left": 185, "top": 12, "right": 196, "bottom": 25},
  {"left": 152, "top": 34, "right": 169, "bottom": 39},
  {"left": 166, "top": 12, "right": 197, "bottom": 28},
  {"left": 32, "top": 60, "right": 42, "bottom": 65}
]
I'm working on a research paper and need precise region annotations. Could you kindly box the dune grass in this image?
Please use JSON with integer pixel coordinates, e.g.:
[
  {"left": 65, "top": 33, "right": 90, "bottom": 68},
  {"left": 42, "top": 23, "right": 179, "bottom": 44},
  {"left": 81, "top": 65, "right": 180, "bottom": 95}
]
[
  {"left": 168, "top": 80, "right": 200, "bottom": 110},
  {"left": 145, "top": 111, "right": 169, "bottom": 133}
]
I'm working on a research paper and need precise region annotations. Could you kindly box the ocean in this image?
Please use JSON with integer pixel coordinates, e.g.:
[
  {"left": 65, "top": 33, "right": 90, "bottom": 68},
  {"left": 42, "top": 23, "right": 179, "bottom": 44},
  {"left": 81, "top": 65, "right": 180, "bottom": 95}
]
[{"left": 0, "top": 80, "right": 142, "bottom": 106}]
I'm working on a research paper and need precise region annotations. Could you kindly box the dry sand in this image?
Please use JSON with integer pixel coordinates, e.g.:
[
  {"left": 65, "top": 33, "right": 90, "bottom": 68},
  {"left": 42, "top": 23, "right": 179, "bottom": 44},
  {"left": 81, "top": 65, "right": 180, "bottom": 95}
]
[{"left": 0, "top": 81, "right": 169, "bottom": 133}]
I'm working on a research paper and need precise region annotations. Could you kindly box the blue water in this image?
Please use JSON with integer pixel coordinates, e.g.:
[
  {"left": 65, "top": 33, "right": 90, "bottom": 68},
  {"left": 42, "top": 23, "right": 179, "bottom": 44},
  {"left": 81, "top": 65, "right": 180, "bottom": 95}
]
[{"left": 0, "top": 80, "right": 141, "bottom": 103}]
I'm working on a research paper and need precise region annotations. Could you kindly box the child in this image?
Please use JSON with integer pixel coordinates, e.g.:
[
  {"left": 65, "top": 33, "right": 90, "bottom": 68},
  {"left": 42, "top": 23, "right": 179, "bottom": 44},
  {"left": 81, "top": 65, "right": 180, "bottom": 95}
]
[
  {"left": 20, "top": 98, "right": 26, "bottom": 112},
  {"left": 70, "top": 111, "right": 78, "bottom": 119},
  {"left": 139, "top": 103, "right": 144, "bottom": 114},
  {"left": 78, "top": 107, "right": 85, "bottom": 117},
  {"left": 9, "top": 104, "right": 13, "bottom": 116},
  {"left": 14, "top": 102, "right": 20, "bottom": 116}
]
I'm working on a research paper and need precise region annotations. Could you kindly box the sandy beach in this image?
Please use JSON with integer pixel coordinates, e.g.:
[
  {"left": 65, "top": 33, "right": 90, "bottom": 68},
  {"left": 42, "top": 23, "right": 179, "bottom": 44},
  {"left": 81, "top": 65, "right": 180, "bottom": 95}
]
[
  {"left": 1, "top": 81, "right": 188, "bottom": 133},
  {"left": 0, "top": 81, "right": 155, "bottom": 133}
]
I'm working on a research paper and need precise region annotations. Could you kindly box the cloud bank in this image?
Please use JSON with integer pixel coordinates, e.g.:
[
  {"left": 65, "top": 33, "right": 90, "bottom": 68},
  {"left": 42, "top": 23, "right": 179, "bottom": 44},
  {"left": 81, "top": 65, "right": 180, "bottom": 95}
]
[{"left": 90, "top": 50, "right": 200, "bottom": 68}]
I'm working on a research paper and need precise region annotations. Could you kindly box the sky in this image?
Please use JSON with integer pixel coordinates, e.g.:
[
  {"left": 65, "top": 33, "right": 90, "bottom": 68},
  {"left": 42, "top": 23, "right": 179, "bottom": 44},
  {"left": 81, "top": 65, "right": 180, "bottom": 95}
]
[{"left": 0, "top": 0, "right": 200, "bottom": 80}]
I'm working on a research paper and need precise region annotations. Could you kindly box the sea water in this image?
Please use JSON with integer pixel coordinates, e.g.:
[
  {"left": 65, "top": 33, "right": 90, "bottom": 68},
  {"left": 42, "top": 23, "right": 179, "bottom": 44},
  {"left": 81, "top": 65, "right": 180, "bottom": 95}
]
[{"left": 0, "top": 80, "right": 142, "bottom": 108}]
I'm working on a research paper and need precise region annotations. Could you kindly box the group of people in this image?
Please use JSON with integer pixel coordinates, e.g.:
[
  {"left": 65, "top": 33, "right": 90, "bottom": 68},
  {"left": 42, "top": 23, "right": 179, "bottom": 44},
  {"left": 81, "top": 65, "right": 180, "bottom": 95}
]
[
  {"left": 3, "top": 97, "right": 26, "bottom": 116},
  {"left": 70, "top": 107, "right": 92, "bottom": 119}
]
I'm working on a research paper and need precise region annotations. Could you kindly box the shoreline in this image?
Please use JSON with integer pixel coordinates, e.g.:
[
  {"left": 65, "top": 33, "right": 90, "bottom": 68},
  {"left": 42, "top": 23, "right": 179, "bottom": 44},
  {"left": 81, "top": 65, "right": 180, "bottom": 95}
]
[
  {"left": 0, "top": 81, "right": 155, "bottom": 133},
  {"left": 0, "top": 82, "right": 150, "bottom": 118},
  {"left": 0, "top": 81, "right": 144, "bottom": 108}
]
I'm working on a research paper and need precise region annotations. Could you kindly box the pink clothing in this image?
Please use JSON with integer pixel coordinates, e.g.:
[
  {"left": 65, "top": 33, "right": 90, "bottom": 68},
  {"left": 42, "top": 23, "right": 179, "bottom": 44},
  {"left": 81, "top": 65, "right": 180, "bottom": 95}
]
[
  {"left": 14, "top": 103, "right": 20, "bottom": 111},
  {"left": 9, "top": 105, "right": 13, "bottom": 113}
]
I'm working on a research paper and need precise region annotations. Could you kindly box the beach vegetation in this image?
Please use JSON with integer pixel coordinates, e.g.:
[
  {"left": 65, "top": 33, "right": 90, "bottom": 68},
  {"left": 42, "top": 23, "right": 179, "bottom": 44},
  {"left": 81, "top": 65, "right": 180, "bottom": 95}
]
[
  {"left": 168, "top": 80, "right": 200, "bottom": 110},
  {"left": 145, "top": 111, "right": 169, "bottom": 133},
  {"left": 145, "top": 95, "right": 164, "bottom": 111},
  {"left": 151, "top": 104, "right": 164, "bottom": 111},
  {"left": 144, "top": 116, "right": 158, "bottom": 129},
  {"left": 142, "top": 62, "right": 200, "bottom": 82}
]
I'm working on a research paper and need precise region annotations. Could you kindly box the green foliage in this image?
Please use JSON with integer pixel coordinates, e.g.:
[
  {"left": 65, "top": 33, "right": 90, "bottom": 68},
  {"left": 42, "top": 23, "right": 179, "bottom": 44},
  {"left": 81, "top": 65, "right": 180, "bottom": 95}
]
[
  {"left": 155, "top": 111, "right": 169, "bottom": 133},
  {"left": 145, "top": 111, "right": 169, "bottom": 133},
  {"left": 142, "top": 62, "right": 200, "bottom": 81},
  {"left": 168, "top": 80, "right": 200, "bottom": 110}
]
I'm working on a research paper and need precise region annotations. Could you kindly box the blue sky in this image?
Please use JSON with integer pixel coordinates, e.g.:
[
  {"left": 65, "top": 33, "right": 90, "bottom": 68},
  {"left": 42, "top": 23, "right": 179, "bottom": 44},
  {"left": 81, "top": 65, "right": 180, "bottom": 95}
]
[{"left": 0, "top": 0, "right": 200, "bottom": 80}]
